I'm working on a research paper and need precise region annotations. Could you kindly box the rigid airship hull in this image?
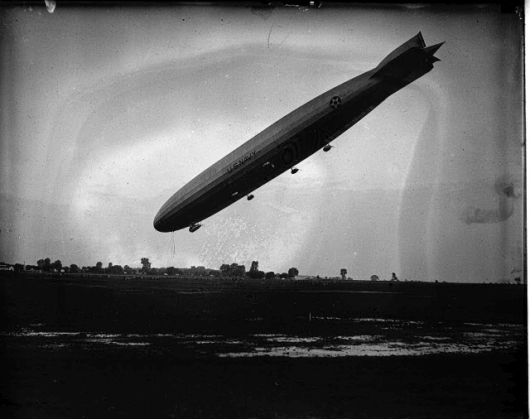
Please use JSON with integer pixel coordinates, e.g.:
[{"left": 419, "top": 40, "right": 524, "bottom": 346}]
[{"left": 154, "top": 32, "right": 443, "bottom": 232}]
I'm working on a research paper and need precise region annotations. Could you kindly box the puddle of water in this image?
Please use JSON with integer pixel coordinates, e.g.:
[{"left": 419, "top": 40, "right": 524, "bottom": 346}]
[
  {"left": 6, "top": 319, "right": 523, "bottom": 357},
  {"left": 178, "top": 334, "right": 222, "bottom": 339},
  {"left": 41, "top": 343, "right": 69, "bottom": 349},
  {"left": 336, "top": 335, "right": 384, "bottom": 341},
  {"left": 219, "top": 339, "right": 521, "bottom": 358},
  {"left": 108, "top": 342, "right": 150, "bottom": 347},
  {"left": 480, "top": 328, "right": 511, "bottom": 334},
  {"left": 421, "top": 336, "right": 451, "bottom": 341},
  {"left": 9, "top": 331, "right": 82, "bottom": 337},
  {"left": 312, "top": 316, "right": 342, "bottom": 320},
  {"left": 219, "top": 346, "right": 347, "bottom": 358},
  {"left": 299, "top": 291, "right": 404, "bottom": 294},
  {"left": 84, "top": 338, "right": 150, "bottom": 347},
  {"left": 253, "top": 334, "right": 284, "bottom": 338},
  {"left": 352, "top": 318, "right": 425, "bottom": 325},
  {"left": 465, "top": 332, "right": 499, "bottom": 338},
  {"left": 265, "top": 336, "right": 320, "bottom": 343},
  {"left": 463, "top": 322, "right": 522, "bottom": 328}
]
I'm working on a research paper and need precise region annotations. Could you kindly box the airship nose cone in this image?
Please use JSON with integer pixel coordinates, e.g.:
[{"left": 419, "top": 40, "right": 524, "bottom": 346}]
[
  {"left": 153, "top": 209, "right": 166, "bottom": 232},
  {"left": 153, "top": 217, "right": 162, "bottom": 232}
]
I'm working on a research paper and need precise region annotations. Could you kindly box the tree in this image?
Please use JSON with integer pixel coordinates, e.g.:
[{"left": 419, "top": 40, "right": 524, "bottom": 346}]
[
  {"left": 230, "top": 263, "right": 245, "bottom": 277},
  {"left": 53, "top": 260, "right": 62, "bottom": 272},
  {"left": 189, "top": 266, "right": 206, "bottom": 277},
  {"left": 141, "top": 258, "right": 151, "bottom": 274},
  {"left": 288, "top": 267, "right": 299, "bottom": 278},
  {"left": 96, "top": 261, "right": 103, "bottom": 272},
  {"left": 340, "top": 268, "right": 347, "bottom": 280},
  {"left": 37, "top": 258, "right": 52, "bottom": 271},
  {"left": 265, "top": 271, "right": 276, "bottom": 280},
  {"left": 220, "top": 263, "right": 245, "bottom": 277},
  {"left": 247, "top": 261, "right": 264, "bottom": 279},
  {"left": 220, "top": 264, "right": 230, "bottom": 276},
  {"left": 70, "top": 264, "right": 79, "bottom": 274},
  {"left": 109, "top": 264, "right": 124, "bottom": 275},
  {"left": 370, "top": 275, "right": 379, "bottom": 282}
]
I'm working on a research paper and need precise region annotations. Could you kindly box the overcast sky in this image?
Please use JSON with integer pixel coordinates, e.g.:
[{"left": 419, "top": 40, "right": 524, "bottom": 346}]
[{"left": 0, "top": 3, "right": 523, "bottom": 282}]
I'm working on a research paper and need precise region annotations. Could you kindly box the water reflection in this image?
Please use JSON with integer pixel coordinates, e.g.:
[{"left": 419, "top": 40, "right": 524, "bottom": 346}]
[{"left": 3, "top": 319, "right": 523, "bottom": 357}]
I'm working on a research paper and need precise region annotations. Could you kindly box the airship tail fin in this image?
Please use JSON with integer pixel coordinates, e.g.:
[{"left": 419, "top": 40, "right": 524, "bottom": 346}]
[
  {"left": 423, "top": 41, "right": 445, "bottom": 63},
  {"left": 370, "top": 32, "right": 443, "bottom": 80},
  {"left": 372, "top": 32, "right": 426, "bottom": 76}
]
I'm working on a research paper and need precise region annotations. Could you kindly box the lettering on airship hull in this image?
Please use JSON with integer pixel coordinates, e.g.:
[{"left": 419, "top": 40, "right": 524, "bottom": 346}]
[{"left": 227, "top": 151, "right": 257, "bottom": 173}]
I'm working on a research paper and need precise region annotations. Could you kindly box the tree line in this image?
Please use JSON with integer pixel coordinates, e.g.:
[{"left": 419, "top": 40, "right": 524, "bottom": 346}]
[
  {"left": 4, "top": 258, "right": 299, "bottom": 280},
  {"left": 220, "top": 261, "right": 299, "bottom": 279}
]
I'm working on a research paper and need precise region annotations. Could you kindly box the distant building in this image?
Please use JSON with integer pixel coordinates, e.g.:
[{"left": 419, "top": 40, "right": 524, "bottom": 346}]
[
  {"left": 0, "top": 265, "right": 14, "bottom": 275},
  {"left": 178, "top": 267, "right": 218, "bottom": 277}
]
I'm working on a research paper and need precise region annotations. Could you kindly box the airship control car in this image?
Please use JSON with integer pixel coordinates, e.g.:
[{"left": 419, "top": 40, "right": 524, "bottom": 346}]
[{"left": 154, "top": 32, "right": 443, "bottom": 233}]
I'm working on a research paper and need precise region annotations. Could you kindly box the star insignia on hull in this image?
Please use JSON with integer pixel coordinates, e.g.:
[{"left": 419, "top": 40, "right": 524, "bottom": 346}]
[{"left": 329, "top": 96, "right": 342, "bottom": 109}]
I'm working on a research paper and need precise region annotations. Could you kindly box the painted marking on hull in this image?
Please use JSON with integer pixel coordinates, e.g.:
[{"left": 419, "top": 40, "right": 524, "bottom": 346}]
[
  {"left": 329, "top": 95, "right": 342, "bottom": 109},
  {"left": 227, "top": 151, "right": 257, "bottom": 174}
]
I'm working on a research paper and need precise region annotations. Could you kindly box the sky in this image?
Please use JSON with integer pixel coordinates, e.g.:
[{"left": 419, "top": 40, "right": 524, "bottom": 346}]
[{"left": 0, "top": 3, "right": 524, "bottom": 282}]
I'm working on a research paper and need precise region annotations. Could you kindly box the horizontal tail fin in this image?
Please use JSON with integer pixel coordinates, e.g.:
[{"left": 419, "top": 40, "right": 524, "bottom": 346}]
[{"left": 423, "top": 41, "right": 444, "bottom": 63}]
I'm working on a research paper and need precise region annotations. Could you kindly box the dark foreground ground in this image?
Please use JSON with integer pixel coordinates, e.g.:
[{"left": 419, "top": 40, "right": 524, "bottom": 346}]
[{"left": 0, "top": 274, "right": 527, "bottom": 418}]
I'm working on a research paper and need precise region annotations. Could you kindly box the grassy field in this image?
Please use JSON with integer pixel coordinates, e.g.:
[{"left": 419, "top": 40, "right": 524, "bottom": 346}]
[
  {"left": 0, "top": 274, "right": 527, "bottom": 418},
  {"left": 1, "top": 274, "right": 526, "bottom": 333}
]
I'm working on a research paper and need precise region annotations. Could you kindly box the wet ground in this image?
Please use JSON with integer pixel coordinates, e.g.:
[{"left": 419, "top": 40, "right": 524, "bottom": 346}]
[
  {"left": 0, "top": 275, "right": 527, "bottom": 418},
  {"left": 3, "top": 318, "right": 524, "bottom": 359}
]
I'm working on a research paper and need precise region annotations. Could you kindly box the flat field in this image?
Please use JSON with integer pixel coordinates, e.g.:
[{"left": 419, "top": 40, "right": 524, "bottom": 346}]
[{"left": 0, "top": 274, "right": 527, "bottom": 418}]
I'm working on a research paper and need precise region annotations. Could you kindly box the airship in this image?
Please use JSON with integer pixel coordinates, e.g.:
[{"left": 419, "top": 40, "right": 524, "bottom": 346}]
[{"left": 154, "top": 32, "right": 443, "bottom": 233}]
